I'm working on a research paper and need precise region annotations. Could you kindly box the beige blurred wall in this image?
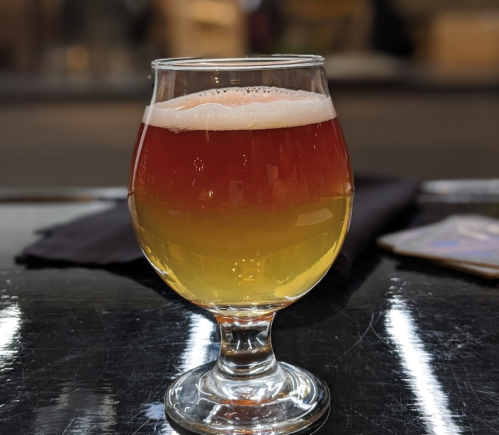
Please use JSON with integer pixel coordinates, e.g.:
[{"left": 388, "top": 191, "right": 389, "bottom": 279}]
[
  {"left": 150, "top": 0, "right": 247, "bottom": 57},
  {"left": 429, "top": 11, "right": 499, "bottom": 81}
]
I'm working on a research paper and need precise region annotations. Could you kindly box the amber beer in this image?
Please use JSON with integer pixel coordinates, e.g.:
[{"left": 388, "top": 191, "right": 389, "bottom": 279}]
[{"left": 129, "top": 87, "right": 353, "bottom": 315}]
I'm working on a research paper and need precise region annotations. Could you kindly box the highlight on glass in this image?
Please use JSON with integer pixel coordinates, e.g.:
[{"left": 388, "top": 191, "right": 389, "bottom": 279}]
[{"left": 128, "top": 55, "right": 353, "bottom": 435}]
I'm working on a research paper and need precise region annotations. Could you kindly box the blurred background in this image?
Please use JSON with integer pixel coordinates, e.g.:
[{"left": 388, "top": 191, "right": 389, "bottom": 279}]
[{"left": 0, "top": 0, "right": 498, "bottom": 188}]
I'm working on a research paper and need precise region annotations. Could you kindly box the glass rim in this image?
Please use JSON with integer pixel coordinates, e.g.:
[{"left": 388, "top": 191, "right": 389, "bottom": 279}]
[{"left": 151, "top": 55, "right": 324, "bottom": 71}]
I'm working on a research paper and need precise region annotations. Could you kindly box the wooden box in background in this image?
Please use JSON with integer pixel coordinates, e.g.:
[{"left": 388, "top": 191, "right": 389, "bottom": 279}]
[
  {"left": 279, "top": 0, "right": 373, "bottom": 54},
  {"left": 429, "top": 10, "right": 499, "bottom": 80},
  {"left": 152, "top": 0, "right": 247, "bottom": 58}
]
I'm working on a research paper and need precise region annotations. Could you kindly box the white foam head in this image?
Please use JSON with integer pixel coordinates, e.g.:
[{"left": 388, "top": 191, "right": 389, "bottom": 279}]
[{"left": 143, "top": 87, "right": 336, "bottom": 132}]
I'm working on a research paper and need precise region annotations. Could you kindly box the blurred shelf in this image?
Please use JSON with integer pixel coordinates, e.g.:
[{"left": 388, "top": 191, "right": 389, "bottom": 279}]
[
  {"left": 0, "top": 187, "right": 128, "bottom": 203},
  {"left": 0, "top": 73, "right": 152, "bottom": 102},
  {"left": 2, "top": 55, "right": 499, "bottom": 102},
  {"left": 325, "top": 53, "right": 499, "bottom": 93},
  {"left": 325, "top": 53, "right": 406, "bottom": 83}
]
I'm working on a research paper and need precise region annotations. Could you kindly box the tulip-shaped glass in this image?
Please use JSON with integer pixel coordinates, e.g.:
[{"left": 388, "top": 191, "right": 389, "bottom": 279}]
[{"left": 128, "top": 56, "right": 353, "bottom": 435}]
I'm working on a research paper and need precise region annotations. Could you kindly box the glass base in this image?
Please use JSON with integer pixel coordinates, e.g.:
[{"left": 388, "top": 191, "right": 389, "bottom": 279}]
[{"left": 165, "top": 361, "right": 330, "bottom": 435}]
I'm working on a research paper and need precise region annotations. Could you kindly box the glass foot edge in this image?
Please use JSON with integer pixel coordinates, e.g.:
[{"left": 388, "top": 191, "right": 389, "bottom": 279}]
[{"left": 165, "top": 362, "right": 330, "bottom": 435}]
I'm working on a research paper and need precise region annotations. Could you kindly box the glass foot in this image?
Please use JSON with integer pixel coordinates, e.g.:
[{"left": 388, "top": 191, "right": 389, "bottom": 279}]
[{"left": 165, "top": 361, "right": 330, "bottom": 435}]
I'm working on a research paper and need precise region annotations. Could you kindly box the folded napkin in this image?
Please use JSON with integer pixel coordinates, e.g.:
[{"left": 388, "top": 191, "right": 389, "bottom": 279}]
[{"left": 17, "top": 176, "right": 419, "bottom": 282}]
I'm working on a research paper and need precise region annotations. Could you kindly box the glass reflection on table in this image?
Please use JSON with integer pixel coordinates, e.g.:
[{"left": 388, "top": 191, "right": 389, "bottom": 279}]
[{"left": 386, "top": 281, "right": 462, "bottom": 435}]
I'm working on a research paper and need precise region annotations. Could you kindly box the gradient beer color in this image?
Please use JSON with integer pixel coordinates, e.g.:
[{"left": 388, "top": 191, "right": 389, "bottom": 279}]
[{"left": 129, "top": 87, "right": 353, "bottom": 316}]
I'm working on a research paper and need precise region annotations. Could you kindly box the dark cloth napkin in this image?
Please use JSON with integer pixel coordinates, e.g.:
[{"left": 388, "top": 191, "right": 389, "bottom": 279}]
[{"left": 17, "top": 176, "right": 419, "bottom": 281}]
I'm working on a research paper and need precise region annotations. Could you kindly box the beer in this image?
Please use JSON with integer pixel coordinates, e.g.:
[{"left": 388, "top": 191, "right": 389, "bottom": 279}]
[{"left": 129, "top": 87, "right": 353, "bottom": 315}]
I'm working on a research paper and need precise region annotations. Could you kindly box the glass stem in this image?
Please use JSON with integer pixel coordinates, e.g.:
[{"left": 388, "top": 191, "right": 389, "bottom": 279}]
[{"left": 213, "top": 313, "right": 278, "bottom": 378}]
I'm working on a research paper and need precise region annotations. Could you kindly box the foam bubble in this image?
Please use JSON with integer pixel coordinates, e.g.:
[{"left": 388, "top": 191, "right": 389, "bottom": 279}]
[{"left": 143, "top": 87, "right": 336, "bottom": 132}]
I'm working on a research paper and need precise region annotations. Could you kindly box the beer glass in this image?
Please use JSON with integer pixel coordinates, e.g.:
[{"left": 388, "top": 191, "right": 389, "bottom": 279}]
[{"left": 128, "top": 56, "right": 353, "bottom": 435}]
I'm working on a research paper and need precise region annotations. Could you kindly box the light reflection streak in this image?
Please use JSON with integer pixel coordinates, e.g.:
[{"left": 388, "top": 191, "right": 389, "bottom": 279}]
[
  {"left": 386, "top": 296, "right": 462, "bottom": 435},
  {"left": 34, "top": 387, "right": 116, "bottom": 434},
  {"left": 140, "top": 314, "right": 216, "bottom": 434},
  {"left": 0, "top": 304, "right": 22, "bottom": 364},
  {"left": 179, "top": 313, "right": 217, "bottom": 373},
  {"left": 142, "top": 402, "right": 179, "bottom": 435}
]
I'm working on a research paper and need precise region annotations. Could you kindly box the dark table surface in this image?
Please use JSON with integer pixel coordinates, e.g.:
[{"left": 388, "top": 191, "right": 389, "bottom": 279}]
[{"left": 1, "top": 191, "right": 499, "bottom": 435}]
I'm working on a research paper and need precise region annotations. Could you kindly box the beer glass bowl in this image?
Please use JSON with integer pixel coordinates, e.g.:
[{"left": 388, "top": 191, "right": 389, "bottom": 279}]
[{"left": 128, "top": 56, "right": 353, "bottom": 435}]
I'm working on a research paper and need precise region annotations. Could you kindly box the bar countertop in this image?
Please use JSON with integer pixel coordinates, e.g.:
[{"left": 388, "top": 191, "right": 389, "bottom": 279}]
[{"left": 0, "top": 194, "right": 498, "bottom": 434}]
